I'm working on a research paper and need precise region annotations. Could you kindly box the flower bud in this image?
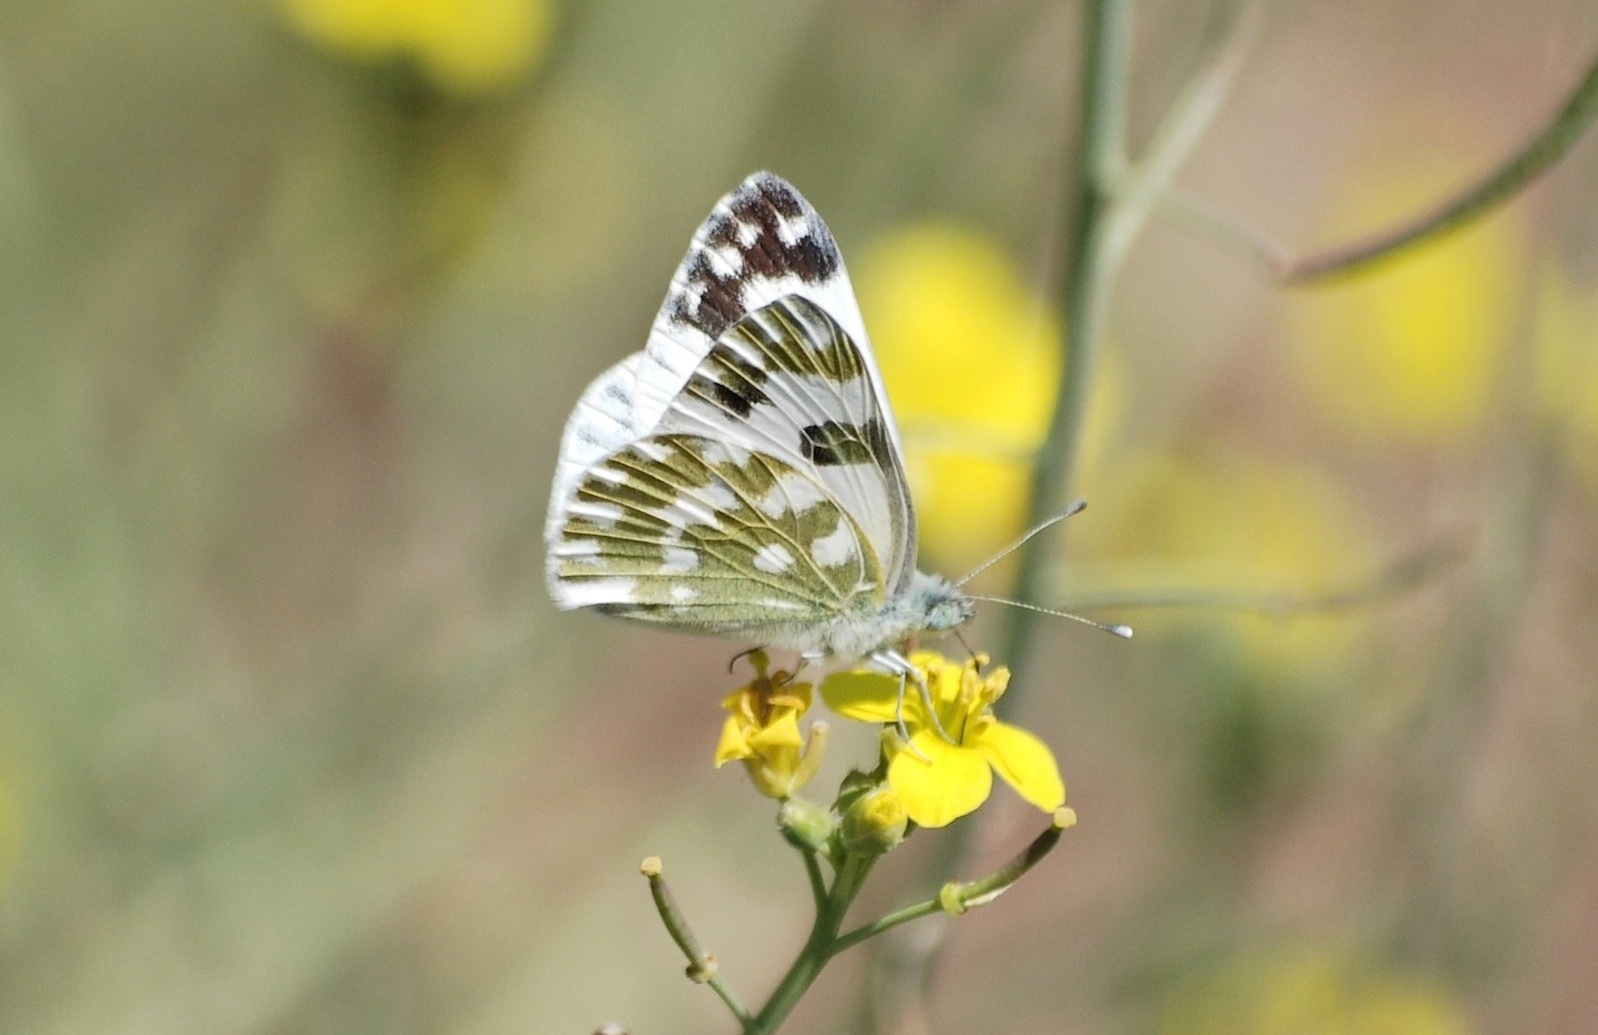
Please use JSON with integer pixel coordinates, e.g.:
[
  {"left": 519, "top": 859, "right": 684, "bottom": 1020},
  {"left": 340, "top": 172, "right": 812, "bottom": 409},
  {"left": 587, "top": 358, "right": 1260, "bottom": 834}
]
[
  {"left": 777, "top": 797, "right": 835, "bottom": 853},
  {"left": 839, "top": 786, "right": 909, "bottom": 856}
]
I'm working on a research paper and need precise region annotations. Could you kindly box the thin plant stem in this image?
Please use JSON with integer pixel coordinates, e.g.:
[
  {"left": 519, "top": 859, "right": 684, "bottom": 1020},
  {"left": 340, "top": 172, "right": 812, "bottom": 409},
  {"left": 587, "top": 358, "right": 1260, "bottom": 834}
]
[
  {"left": 940, "top": 0, "right": 1134, "bottom": 863},
  {"left": 707, "top": 975, "right": 755, "bottom": 1029},
  {"left": 834, "top": 809, "right": 1074, "bottom": 956},
  {"left": 834, "top": 900, "right": 944, "bottom": 957},
  {"left": 1001, "top": 0, "right": 1134, "bottom": 688},
  {"left": 859, "top": 2, "right": 1258, "bottom": 1027},
  {"left": 641, "top": 858, "right": 754, "bottom": 1026},
  {"left": 1283, "top": 45, "right": 1598, "bottom": 282},
  {"left": 749, "top": 854, "right": 877, "bottom": 1033},
  {"left": 1053, "top": 537, "right": 1469, "bottom": 618},
  {"left": 1150, "top": 45, "right": 1598, "bottom": 283},
  {"left": 802, "top": 849, "right": 829, "bottom": 912},
  {"left": 1102, "top": 0, "right": 1264, "bottom": 270},
  {"left": 859, "top": 4, "right": 1139, "bottom": 1031}
]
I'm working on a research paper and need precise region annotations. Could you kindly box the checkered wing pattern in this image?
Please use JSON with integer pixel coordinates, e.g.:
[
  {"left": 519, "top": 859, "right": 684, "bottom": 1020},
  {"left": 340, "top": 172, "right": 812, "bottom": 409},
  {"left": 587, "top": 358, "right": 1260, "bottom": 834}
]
[
  {"left": 546, "top": 173, "right": 905, "bottom": 547},
  {"left": 547, "top": 290, "right": 915, "bottom": 639},
  {"left": 545, "top": 172, "right": 961, "bottom": 658}
]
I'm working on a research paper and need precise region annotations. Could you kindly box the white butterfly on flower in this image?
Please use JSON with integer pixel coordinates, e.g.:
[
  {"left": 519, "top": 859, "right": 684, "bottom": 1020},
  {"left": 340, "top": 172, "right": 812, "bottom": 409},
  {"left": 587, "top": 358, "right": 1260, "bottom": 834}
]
[{"left": 544, "top": 172, "right": 977, "bottom": 672}]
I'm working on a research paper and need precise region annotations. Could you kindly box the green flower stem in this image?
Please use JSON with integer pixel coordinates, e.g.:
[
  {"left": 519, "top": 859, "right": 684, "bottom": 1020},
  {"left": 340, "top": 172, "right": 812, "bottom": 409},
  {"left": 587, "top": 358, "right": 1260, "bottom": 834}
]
[
  {"left": 941, "top": 808, "right": 1073, "bottom": 911},
  {"left": 748, "top": 853, "right": 878, "bottom": 1033},
  {"left": 641, "top": 857, "right": 753, "bottom": 1026},
  {"left": 831, "top": 811, "right": 1072, "bottom": 956},
  {"left": 1153, "top": 44, "right": 1598, "bottom": 283},
  {"left": 831, "top": 899, "right": 943, "bottom": 957},
  {"left": 802, "top": 848, "right": 828, "bottom": 912}
]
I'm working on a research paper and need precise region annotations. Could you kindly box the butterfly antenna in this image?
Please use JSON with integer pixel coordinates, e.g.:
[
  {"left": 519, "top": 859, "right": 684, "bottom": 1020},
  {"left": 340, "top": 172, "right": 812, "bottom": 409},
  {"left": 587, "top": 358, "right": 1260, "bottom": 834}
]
[
  {"left": 966, "top": 594, "right": 1134, "bottom": 639},
  {"left": 956, "top": 500, "right": 1089, "bottom": 587},
  {"left": 727, "top": 645, "right": 766, "bottom": 674}
]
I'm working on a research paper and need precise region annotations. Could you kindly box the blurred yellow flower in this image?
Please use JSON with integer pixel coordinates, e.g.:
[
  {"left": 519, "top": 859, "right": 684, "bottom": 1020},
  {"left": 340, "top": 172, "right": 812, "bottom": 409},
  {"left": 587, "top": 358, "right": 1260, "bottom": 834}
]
[
  {"left": 854, "top": 224, "right": 1123, "bottom": 572},
  {"left": 1286, "top": 157, "right": 1524, "bottom": 444},
  {"left": 1160, "top": 948, "right": 1471, "bottom": 1035},
  {"left": 1533, "top": 265, "right": 1598, "bottom": 494},
  {"left": 821, "top": 652, "right": 1064, "bottom": 829},
  {"left": 0, "top": 760, "right": 15, "bottom": 884},
  {"left": 715, "top": 651, "right": 826, "bottom": 800},
  {"left": 281, "top": 0, "right": 553, "bottom": 95},
  {"left": 1075, "top": 449, "right": 1378, "bottom": 682}
]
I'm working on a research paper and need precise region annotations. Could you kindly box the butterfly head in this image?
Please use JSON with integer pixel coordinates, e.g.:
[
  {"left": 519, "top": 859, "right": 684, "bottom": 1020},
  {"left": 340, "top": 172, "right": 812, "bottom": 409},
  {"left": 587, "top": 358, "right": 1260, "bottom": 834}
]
[{"left": 903, "top": 570, "right": 977, "bottom": 634}]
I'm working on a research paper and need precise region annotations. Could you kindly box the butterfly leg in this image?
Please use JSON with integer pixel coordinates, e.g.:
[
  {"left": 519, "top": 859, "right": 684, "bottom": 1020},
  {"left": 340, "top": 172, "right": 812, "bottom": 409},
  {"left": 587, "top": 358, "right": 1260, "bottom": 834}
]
[
  {"left": 892, "top": 668, "right": 915, "bottom": 750},
  {"left": 872, "top": 648, "right": 955, "bottom": 747}
]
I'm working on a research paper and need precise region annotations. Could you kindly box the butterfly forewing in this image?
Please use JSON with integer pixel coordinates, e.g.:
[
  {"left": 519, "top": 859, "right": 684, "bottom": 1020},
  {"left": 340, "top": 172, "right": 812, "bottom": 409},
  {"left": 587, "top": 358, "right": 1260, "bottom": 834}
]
[
  {"left": 546, "top": 173, "right": 903, "bottom": 547},
  {"left": 656, "top": 296, "right": 915, "bottom": 596}
]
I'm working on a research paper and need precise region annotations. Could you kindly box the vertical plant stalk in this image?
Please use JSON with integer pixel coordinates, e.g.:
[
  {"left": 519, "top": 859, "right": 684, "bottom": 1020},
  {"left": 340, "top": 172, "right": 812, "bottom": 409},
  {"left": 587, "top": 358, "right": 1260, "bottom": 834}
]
[
  {"left": 1004, "top": 0, "right": 1261, "bottom": 679},
  {"left": 860, "top": 6, "right": 1138, "bottom": 1033},
  {"left": 1001, "top": 0, "right": 1134, "bottom": 682},
  {"left": 861, "top": 5, "right": 1261, "bottom": 1031}
]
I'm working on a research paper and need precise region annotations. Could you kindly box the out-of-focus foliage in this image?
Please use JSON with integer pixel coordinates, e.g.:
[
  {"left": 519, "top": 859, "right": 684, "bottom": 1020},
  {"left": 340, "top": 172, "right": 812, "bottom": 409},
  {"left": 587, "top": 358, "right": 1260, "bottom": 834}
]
[
  {"left": 1286, "top": 156, "right": 1525, "bottom": 445},
  {"left": 1077, "top": 449, "right": 1379, "bottom": 684},
  {"left": 1159, "top": 948, "right": 1471, "bottom": 1035},
  {"left": 0, "top": 763, "right": 16, "bottom": 886},
  {"left": 856, "top": 224, "right": 1062, "bottom": 568}
]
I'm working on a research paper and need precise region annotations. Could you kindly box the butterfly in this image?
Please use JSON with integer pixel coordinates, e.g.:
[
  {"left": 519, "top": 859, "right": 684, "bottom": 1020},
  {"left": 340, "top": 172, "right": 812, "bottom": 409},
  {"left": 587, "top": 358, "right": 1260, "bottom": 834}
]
[{"left": 544, "top": 172, "right": 975, "bottom": 674}]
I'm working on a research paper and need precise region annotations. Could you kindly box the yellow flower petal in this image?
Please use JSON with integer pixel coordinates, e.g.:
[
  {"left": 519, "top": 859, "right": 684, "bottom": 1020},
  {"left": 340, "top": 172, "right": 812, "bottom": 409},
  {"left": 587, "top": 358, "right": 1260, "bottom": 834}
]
[
  {"left": 820, "top": 669, "right": 908, "bottom": 724},
  {"left": 748, "top": 709, "right": 804, "bottom": 752},
  {"left": 714, "top": 715, "right": 752, "bottom": 767},
  {"left": 888, "top": 732, "right": 994, "bottom": 829},
  {"left": 973, "top": 721, "right": 1065, "bottom": 813}
]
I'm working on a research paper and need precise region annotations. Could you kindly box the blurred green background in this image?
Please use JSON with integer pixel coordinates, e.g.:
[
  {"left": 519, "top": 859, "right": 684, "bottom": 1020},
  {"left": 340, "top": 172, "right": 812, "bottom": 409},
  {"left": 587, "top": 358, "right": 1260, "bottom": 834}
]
[{"left": 3, "top": 1, "right": 1597, "bottom": 1032}]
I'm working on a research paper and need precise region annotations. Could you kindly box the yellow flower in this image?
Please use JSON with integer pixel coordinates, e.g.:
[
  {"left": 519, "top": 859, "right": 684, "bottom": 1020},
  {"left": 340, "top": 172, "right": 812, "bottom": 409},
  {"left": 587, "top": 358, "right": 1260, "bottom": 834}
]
[
  {"left": 854, "top": 225, "right": 1123, "bottom": 572},
  {"left": 281, "top": 0, "right": 554, "bottom": 95},
  {"left": 1160, "top": 947, "right": 1470, "bottom": 1035},
  {"left": 715, "top": 651, "right": 826, "bottom": 799},
  {"left": 1285, "top": 151, "right": 1524, "bottom": 444},
  {"left": 820, "top": 652, "right": 1064, "bottom": 829}
]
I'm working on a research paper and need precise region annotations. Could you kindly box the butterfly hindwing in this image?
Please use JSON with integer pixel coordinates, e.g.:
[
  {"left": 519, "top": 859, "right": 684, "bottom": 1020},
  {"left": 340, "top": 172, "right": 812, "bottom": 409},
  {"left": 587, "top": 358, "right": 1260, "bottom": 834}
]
[{"left": 548, "top": 433, "right": 884, "bottom": 637}]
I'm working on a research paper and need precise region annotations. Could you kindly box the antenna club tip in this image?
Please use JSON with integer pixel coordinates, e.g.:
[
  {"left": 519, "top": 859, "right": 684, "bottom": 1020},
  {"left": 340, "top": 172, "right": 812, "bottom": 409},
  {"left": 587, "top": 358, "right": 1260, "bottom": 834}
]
[{"left": 1111, "top": 625, "right": 1134, "bottom": 639}]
